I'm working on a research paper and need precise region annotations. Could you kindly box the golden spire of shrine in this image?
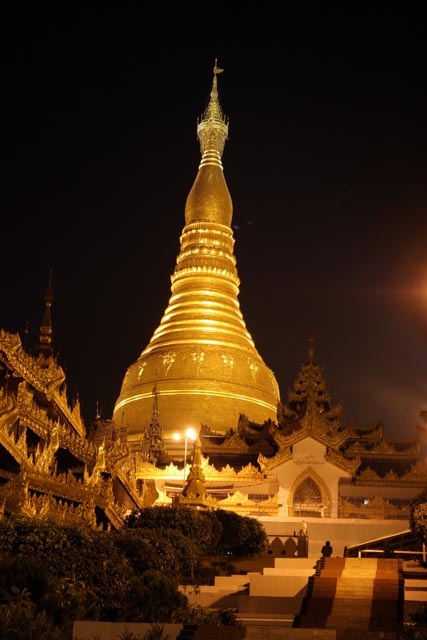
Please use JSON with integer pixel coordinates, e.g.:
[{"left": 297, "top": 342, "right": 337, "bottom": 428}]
[
  {"left": 36, "top": 270, "right": 54, "bottom": 366},
  {"left": 113, "top": 62, "right": 280, "bottom": 452},
  {"left": 185, "top": 58, "right": 232, "bottom": 226}
]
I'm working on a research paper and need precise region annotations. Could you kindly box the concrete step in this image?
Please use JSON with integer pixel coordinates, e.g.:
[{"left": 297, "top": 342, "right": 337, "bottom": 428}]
[{"left": 236, "top": 613, "right": 294, "bottom": 627}]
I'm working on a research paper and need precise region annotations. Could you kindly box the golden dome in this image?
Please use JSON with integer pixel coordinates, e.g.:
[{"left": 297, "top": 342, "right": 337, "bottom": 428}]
[{"left": 113, "top": 62, "right": 280, "bottom": 450}]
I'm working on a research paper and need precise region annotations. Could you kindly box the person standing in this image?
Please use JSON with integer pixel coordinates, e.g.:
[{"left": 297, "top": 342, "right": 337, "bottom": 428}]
[{"left": 321, "top": 540, "right": 333, "bottom": 557}]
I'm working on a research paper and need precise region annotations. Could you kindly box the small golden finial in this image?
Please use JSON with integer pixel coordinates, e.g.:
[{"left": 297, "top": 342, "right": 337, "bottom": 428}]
[
  {"left": 308, "top": 331, "right": 315, "bottom": 364},
  {"left": 214, "top": 58, "right": 224, "bottom": 75},
  {"left": 194, "top": 59, "right": 229, "bottom": 168}
]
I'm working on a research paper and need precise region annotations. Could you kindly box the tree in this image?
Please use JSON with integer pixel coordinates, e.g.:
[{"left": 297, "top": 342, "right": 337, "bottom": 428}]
[
  {"left": 0, "top": 516, "right": 134, "bottom": 623},
  {"left": 214, "top": 510, "right": 268, "bottom": 557},
  {"left": 124, "top": 506, "right": 222, "bottom": 555},
  {"left": 125, "top": 570, "right": 189, "bottom": 622},
  {"left": 0, "top": 509, "right": 264, "bottom": 627},
  {"left": 114, "top": 527, "right": 195, "bottom": 579},
  {"left": 410, "top": 488, "right": 427, "bottom": 546},
  {"left": 125, "top": 505, "right": 268, "bottom": 557}
]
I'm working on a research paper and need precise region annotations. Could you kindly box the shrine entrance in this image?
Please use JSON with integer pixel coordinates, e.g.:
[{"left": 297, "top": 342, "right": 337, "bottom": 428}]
[{"left": 288, "top": 468, "right": 331, "bottom": 517}]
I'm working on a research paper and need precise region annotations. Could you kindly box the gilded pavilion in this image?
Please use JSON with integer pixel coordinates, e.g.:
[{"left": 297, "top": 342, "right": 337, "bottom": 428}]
[{"left": 0, "top": 277, "right": 144, "bottom": 529}]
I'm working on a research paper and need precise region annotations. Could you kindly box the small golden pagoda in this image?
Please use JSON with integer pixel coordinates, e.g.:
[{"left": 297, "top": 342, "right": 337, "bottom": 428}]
[
  {"left": 113, "top": 62, "right": 280, "bottom": 451},
  {"left": 177, "top": 435, "right": 217, "bottom": 510}
]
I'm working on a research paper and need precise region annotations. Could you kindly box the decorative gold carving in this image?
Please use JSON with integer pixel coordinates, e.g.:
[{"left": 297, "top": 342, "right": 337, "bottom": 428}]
[
  {"left": 137, "top": 362, "right": 146, "bottom": 379},
  {"left": 339, "top": 495, "right": 410, "bottom": 520},
  {"left": 249, "top": 360, "right": 259, "bottom": 378},
  {"left": 219, "top": 490, "right": 250, "bottom": 504},
  {"left": 3, "top": 330, "right": 86, "bottom": 436},
  {"left": 0, "top": 326, "right": 143, "bottom": 530},
  {"left": 373, "top": 440, "right": 396, "bottom": 453},
  {"left": 357, "top": 466, "right": 382, "bottom": 482},
  {"left": 293, "top": 453, "right": 324, "bottom": 465},
  {"left": 273, "top": 421, "right": 349, "bottom": 449},
  {"left": 236, "top": 462, "right": 262, "bottom": 478},
  {"left": 353, "top": 424, "right": 384, "bottom": 441},
  {"left": 354, "top": 462, "right": 427, "bottom": 486},
  {"left": 191, "top": 349, "right": 205, "bottom": 366},
  {"left": 218, "top": 491, "right": 278, "bottom": 516},
  {"left": 258, "top": 446, "right": 292, "bottom": 471},
  {"left": 218, "top": 432, "right": 250, "bottom": 452},
  {"left": 402, "top": 462, "right": 427, "bottom": 482},
  {"left": 221, "top": 354, "right": 234, "bottom": 368},
  {"left": 383, "top": 469, "right": 400, "bottom": 482},
  {"left": 135, "top": 461, "right": 179, "bottom": 478},
  {"left": 178, "top": 491, "right": 217, "bottom": 509},
  {"left": 0, "top": 387, "right": 19, "bottom": 432},
  {"left": 325, "top": 448, "right": 361, "bottom": 474},
  {"left": 0, "top": 329, "right": 22, "bottom": 353},
  {"left": 135, "top": 456, "right": 264, "bottom": 483},
  {"left": 99, "top": 441, "right": 130, "bottom": 475},
  {"left": 162, "top": 352, "right": 176, "bottom": 373}
]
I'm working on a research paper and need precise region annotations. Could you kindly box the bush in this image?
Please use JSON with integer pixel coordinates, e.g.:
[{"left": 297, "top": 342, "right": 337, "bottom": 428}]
[
  {"left": 0, "top": 603, "right": 67, "bottom": 640},
  {"left": 0, "top": 509, "right": 265, "bottom": 629},
  {"left": 184, "top": 604, "right": 238, "bottom": 625}
]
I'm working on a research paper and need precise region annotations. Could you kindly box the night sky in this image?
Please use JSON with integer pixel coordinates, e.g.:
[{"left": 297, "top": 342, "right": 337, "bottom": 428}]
[{"left": 4, "top": 11, "right": 427, "bottom": 440}]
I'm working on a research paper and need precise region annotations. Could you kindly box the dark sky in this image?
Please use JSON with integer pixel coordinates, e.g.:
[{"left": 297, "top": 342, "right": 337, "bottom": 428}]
[{"left": 4, "top": 11, "right": 427, "bottom": 440}]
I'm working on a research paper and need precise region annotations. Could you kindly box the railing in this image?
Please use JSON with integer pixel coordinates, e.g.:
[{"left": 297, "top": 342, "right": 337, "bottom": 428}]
[
  {"left": 267, "top": 533, "right": 309, "bottom": 558},
  {"left": 357, "top": 546, "right": 426, "bottom": 562},
  {"left": 339, "top": 495, "right": 411, "bottom": 520}
]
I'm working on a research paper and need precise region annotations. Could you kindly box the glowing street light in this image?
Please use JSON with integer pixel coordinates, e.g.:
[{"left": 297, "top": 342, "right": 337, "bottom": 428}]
[{"left": 173, "top": 427, "right": 197, "bottom": 479}]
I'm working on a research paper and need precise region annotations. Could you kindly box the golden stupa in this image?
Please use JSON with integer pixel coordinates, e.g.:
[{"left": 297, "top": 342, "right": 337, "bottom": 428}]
[{"left": 113, "top": 62, "right": 280, "bottom": 450}]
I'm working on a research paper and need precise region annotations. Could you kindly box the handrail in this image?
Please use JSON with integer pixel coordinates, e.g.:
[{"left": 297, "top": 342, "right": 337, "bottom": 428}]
[{"left": 357, "top": 545, "right": 426, "bottom": 562}]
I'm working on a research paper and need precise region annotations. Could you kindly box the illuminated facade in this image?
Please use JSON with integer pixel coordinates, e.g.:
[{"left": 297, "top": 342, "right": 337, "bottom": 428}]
[{"left": 1, "top": 64, "right": 425, "bottom": 531}]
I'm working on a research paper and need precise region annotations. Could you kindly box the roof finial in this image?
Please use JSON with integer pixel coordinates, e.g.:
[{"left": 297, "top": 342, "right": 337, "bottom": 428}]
[
  {"left": 36, "top": 270, "right": 54, "bottom": 365},
  {"left": 213, "top": 58, "right": 224, "bottom": 75},
  {"left": 196, "top": 60, "right": 228, "bottom": 162},
  {"left": 308, "top": 331, "right": 315, "bottom": 364}
]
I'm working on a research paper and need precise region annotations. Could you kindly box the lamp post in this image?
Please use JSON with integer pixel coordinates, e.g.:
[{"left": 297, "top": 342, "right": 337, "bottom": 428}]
[{"left": 173, "top": 428, "right": 197, "bottom": 479}]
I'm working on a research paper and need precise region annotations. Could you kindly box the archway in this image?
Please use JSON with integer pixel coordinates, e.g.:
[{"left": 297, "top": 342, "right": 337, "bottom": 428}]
[{"left": 288, "top": 467, "right": 331, "bottom": 517}]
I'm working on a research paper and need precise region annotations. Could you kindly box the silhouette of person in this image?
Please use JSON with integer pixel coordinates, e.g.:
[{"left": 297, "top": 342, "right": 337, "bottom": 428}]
[{"left": 321, "top": 540, "right": 333, "bottom": 557}]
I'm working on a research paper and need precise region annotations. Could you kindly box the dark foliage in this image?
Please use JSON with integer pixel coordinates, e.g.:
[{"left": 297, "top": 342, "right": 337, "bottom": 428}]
[
  {"left": 0, "top": 509, "right": 258, "bottom": 632},
  {"left": 124, "top": 505, "right": 268, "bottom": 557},
  {"left": 410, "top": 488, "right": 427, "bottom": 545}
]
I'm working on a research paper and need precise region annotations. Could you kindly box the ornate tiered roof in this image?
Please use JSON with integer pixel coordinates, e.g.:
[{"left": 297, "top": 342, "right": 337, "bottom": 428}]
[{"left": 0, "top": 281, "right": 144, "bottom": 529}]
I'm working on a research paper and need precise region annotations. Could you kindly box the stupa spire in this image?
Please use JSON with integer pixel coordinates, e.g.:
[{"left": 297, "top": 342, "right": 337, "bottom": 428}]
[
  {"left": 113, "top": 63, "right": 280, "bottom": 452},
  {"left": 196, "top": 59, "right": 228, "bottom": 166},
  {"left": 185, "top": 60, "right": 232, "bottom": 226}
]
